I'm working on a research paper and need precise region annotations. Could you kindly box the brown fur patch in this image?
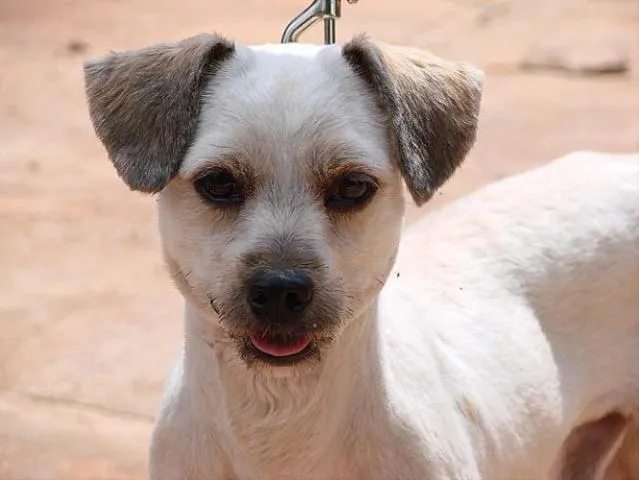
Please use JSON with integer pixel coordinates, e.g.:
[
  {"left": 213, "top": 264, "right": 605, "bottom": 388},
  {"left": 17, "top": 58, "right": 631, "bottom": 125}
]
[
  {"left": 604, "top": 417, "right": 639, "bottom": 480},
  {"left": 457, "top": 395, "right": 481, "bottom": 428},
  {"left": 556, "top": 412, "right": 630, "bottom": 480},
  {"left": 342, "top": 35, "right": 483, "bottom": 205},
  {"left": 84, "top": 33, "right": 235, "bottom": 193}
]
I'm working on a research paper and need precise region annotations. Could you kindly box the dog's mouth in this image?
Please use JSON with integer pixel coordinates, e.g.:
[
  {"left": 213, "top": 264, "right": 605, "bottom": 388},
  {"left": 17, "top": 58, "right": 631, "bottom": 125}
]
[
  {"left": 250, "top": 331, "right": 312, "bottom": 357},
  {"left": 246, "top": 330, "right": 315, "bottom": 365}
]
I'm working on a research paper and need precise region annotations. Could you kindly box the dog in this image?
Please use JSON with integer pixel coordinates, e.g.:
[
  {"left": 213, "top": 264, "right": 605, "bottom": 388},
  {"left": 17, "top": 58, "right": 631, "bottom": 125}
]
[{"left": 83, "top": 33, "right": 639, "bottom": 480}]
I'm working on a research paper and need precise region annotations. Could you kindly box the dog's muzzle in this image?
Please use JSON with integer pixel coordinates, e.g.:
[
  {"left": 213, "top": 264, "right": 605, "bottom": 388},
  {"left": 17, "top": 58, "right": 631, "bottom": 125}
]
[{"left": 244, "top": 268, "right": 316, "bottom": 362}]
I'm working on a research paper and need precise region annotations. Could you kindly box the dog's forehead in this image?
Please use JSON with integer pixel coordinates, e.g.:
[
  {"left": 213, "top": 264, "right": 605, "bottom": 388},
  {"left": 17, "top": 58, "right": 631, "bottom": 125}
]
[
  {"left": 248, "top": 42, "right": 327, "bottom": 57},
  {"left": 180, "top": 42, "right": 389, "bottom": 176}
]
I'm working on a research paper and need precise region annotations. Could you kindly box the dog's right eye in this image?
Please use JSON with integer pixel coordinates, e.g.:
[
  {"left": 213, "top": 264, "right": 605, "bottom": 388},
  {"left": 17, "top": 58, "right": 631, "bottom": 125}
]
[{"left": 194, "top": 170, "right": 243, "bottom": 205}]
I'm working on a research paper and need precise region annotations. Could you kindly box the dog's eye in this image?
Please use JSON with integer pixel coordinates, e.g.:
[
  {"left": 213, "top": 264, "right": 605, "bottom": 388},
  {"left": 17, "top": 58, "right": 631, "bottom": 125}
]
[
  {"left": 326, "top": 173, "right": 377, "bottom": 210},
  {"left": 194, "top": 170, "right": 243, "bottom": 205}
]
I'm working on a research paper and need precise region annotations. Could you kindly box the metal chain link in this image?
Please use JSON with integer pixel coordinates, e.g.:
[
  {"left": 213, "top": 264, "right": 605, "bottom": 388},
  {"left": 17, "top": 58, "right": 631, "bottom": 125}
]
[{"left": 281, "top": 0, "right": 359, "bottom": 45}]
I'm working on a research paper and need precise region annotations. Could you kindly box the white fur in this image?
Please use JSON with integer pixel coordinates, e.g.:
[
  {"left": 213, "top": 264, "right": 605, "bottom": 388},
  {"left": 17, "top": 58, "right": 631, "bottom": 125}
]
[{"left": 148, "top": 42, "right": 639, "bottom": 480}]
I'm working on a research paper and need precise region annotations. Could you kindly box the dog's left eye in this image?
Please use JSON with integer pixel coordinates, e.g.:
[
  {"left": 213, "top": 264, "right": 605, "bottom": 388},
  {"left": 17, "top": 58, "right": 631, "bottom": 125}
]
[
  {"left": 194, "top": 170, "right": 243, "bottom": 205},
  {"left": 326, "top": 173, "right": 377, "bottom": 210}
]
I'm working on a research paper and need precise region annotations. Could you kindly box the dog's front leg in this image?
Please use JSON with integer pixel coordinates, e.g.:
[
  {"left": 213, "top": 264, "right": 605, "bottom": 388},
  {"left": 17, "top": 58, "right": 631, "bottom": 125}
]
[
  {"left": 148, "top": 355, "right": 250, "bottom": 480},
  {"left": 149, "top": 422, "right": 242, "bottom": 480}
]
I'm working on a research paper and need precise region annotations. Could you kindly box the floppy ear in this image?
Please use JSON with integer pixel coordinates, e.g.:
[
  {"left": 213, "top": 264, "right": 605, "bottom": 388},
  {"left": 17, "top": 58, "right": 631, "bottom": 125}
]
[
  {"left": 84, "top": 33, "right": 235, "bottom": 193},
  {"left": 342, "top": 35, "right": 483, "bottom": 205}
]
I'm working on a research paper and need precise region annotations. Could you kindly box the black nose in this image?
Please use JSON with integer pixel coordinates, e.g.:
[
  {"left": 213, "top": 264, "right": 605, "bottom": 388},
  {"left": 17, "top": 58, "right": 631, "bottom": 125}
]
[{"left": 248, "top": 270, "right": 313, "bottom": 317}]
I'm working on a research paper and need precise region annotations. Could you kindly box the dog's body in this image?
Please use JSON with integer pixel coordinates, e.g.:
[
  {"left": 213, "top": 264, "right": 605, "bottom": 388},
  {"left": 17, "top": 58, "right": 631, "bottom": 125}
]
[
  {"left": 149, "top": 151, "right": 639, "bottom": 480},
  {"left": 83, "top": 36, "right": 639, "bottom": 479}
]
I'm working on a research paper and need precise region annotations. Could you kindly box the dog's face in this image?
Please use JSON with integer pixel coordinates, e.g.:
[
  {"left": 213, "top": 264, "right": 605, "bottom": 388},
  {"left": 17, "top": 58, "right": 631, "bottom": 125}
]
[
  {"left": 157, "top": 43, "right": 407, "bottom": 366},
  {"left": 84, "top": 34, "right": 482, "bottom": 368}
]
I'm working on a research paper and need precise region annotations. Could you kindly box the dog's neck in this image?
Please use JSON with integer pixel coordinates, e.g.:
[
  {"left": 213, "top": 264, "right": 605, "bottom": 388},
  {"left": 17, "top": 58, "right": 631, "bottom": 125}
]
[{"left": 182, "top": 301, "right": 390, "bottom": 469}]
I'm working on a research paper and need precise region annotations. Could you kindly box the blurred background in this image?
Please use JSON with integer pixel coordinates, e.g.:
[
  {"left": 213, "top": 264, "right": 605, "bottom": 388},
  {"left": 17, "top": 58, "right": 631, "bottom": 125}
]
[{"left": 0, "top": 0, "right": 637, "bottom": 478}]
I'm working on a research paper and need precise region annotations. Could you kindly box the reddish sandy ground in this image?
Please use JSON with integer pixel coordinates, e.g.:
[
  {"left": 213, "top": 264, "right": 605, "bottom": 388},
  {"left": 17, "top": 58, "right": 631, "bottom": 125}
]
[{"left": 1, "top": 0, "right": 637, "bottom": 477}]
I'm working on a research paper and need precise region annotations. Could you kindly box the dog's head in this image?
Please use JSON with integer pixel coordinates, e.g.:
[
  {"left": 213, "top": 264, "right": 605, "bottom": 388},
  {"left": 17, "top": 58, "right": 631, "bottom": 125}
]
[{"left": 84, "top": 33, "right": 482, "bottom": 368}]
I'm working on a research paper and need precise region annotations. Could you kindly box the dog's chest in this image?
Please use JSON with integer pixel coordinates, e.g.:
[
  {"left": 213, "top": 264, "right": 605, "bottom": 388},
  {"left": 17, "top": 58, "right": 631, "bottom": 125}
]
[
  {"left": 231, "top": 411, "right": 345, "bottom": 479},
  {"left": 227, "top": 403, "right": 438, "bottom": 480},
  {"left": 235, "top": 434, "right": 373, "bottom": 480}
]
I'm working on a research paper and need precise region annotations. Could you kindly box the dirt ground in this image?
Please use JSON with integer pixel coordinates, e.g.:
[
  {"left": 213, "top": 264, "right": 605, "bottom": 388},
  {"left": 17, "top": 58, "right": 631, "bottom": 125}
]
[{"left": 0, "top": 0, "right": 637, "bottom": 478}]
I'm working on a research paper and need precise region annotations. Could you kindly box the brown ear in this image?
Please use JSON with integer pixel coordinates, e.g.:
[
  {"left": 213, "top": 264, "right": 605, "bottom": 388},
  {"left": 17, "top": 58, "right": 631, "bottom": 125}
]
[
  {"left": 342, "top": 35, "right": 483, "bottom": 205},
  {"left": 84, "top": 33, "right": 235, "bottom": 193}
]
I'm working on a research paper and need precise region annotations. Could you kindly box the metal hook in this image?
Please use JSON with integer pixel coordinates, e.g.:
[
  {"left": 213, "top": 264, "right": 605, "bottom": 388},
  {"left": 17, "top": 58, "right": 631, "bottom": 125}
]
[{"left": 281, "top": 0, "right": 358, "bottom": 45}]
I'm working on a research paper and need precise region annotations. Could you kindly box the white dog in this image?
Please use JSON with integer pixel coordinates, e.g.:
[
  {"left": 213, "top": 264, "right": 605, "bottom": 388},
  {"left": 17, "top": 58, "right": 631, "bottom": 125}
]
[{"left": 83, "top": 33, "right": 639, "bottom": 480}]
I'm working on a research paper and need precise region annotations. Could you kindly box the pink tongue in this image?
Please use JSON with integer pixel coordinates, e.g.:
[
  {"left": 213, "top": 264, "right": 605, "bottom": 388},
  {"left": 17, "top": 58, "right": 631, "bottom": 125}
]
[{"left": 250, "top": 333, "right": 312, "bottom": 357}]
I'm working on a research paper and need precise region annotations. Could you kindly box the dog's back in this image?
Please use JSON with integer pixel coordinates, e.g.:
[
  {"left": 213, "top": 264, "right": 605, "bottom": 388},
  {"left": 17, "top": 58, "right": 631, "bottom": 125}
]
[
  {"left": 388, "top": 151, "right": 639, "bottom": 478},
  {"left": 480, "top": 151, "right": 639, "bottom": 419},
  {"left": 500, "top": 151, "right": 639, "bottom": 479}
]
